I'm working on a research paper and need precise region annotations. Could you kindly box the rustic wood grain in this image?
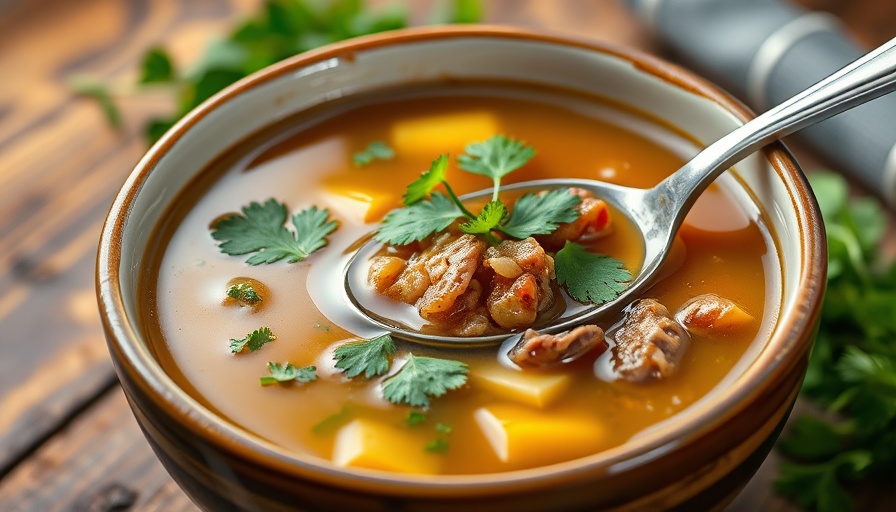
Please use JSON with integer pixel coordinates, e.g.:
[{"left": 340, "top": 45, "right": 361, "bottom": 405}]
[{"left": 0, "top": 0, "right": 894, "bottom": 511}]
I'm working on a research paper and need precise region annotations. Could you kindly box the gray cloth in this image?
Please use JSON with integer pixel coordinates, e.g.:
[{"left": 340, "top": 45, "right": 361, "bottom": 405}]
[{"left": 627, "top": 0, "right": 896, "bottom": 207}]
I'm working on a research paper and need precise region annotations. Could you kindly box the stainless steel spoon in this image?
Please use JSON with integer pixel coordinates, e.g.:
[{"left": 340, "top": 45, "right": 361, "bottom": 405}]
[{"left": 344, "top": 37, "right": 896, "bottom": 347}]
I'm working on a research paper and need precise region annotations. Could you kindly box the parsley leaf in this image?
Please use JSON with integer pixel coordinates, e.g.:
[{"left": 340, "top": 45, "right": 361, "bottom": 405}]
[
  {"left": 382, "top": 355, "right": 468, "bottom": 407},
  {"left": 260, "top": 362, "right": 317, "bottom": 385},
  {"left": 333, "top": 334, "right": 396, "bottom": 378},
  {"left": 230, "top": 327, "right": 276, "bottom": 353},
  {"left": 554, "top": 241, "right": 631, "bottom": 304},
  {"left": 499, "top": 189, "right": 581, "bottom": 238},
  {"left": 374, "top": 193, "right": 463, "bottom": 245},
  {"left": 425, "top": 438, "right": 450, "bottom": 453},
  {"left": 353, "top": 141, "right": 395, "bottom": 167},
  {"left": 403, "top": 154, "right": 449, "bottom": 206},
  {"left": 69, "top": 78, "right": 122, "bottom": 130},
  {"left": 211, "top": 199, "right": 338, "bottom": 265}
]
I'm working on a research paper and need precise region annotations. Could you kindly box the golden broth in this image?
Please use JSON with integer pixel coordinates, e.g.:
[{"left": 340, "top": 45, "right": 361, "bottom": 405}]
[{"left": 142, "top": 84, "right": 778, "bottom": 475}]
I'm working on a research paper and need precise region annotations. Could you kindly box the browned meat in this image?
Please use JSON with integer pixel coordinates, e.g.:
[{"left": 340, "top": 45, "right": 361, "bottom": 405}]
[
  {"left": 612, "top": 299, "right": 690, "bottom": 382},
  {"left": 536, "top": 188, "right": 611, "bottom": 250},
  {"left": 508, "top": 325, "right": 607, "bottom": 366},
  {"left": 367, "top": 256, "right": 406, "bottom": 293},
  {"left": 484, "top": 238, "right": 555, "bottom": 329},
  {"left": 417, "top": 234, "right": 486, "bottom": 319},
  {"left": 676, "top": 294, "right": 755, "bottom": 337}
]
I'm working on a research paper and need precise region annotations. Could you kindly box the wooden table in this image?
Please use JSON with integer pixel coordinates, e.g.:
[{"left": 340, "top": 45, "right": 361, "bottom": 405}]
[{"left": 0, "top": 1, "right": 893, "bottom": 510}]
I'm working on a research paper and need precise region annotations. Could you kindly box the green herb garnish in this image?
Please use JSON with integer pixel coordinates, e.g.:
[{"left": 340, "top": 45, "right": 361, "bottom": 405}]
[
  {"left": 230, "top": 327, "right": 276, "bottom": 353},
  {"left": 425, "top": 438, "right": 450, "bottom": 453},
  {"left": 353, "top": 141, "right": 395, "bottom": 166},
  {"left": 312, "top": 405, "right": 353, "bottom": 435},
  {"left": 333, "top": 334, "right": 396, "bottom": 378},
  {"left": 226, "top": 282, "right": 262, "bottom": 305},
  {"left": 407, "top": 410, "right": 427, "bottom": 426},
  {"left": 554, "top": 241, "right": 632, "bottom": 305},
  {"left": 773, "top": 172, "right": 896, "bottom": 512},
  {"left": 375, "top": 136, "right": 581, "bottom": 246},
  {"left": 260, "top": 362, "right": 317, "bottom": 385},
  {"left": 211, "top": 199, "right": 338, "bottom": 265},
  {"left": 382, "top": 355, "right": 468, "bottom": 407}
]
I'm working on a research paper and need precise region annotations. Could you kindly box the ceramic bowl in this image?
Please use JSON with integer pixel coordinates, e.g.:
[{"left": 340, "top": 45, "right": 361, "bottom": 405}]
[{"left": 97, "top": 26, "right": 826, "bottom": 511}]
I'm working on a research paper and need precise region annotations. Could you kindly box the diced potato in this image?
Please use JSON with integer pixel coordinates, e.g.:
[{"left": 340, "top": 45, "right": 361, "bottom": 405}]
[
  {"left": 471, "top": 366, "right": 571, "bottom": 408},
  {"left": 332, "top": 419, "right": 440, "bottom": 474},
  {"left": 676, "top": 293, "right": 754, "bottom": 337},
  {"left": 474, "top": 404, "right": 606, "bottom": 467},
  {"left": 390, "top": 111, "right": 499, "bottom": 157}
]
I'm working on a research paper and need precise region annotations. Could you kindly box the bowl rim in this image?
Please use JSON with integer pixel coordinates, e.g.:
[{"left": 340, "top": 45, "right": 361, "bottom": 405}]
[{"left": 97, "top": 24, "right": 826, "bottom": 496}]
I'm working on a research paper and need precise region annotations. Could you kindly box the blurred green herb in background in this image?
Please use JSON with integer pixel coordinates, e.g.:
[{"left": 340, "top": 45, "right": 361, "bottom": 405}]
[
  {"left": 774, "top": 172, "right": 896, "bottom": 512},
  {"left": 73, "top": 0, "right": 481, "bottom": 144}
]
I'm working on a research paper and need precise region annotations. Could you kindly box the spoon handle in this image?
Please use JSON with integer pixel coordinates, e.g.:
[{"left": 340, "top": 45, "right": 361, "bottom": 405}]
[{"left": 658, "top": 36, "right": 896, "bottom": 220}]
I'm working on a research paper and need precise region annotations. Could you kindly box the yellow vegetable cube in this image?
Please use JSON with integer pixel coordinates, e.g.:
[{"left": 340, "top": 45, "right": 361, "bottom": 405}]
[
  {"left": 390, "top": 111, "right": 500, "bottom": 157},
  {"left": 471, "top": 366, "right": 571, "bottom": 408},
  {"left": 332, "top": 419, "right": 441, "bottom": 474},
  {"left": 475, "top": 404, "right": 605, "bottom": 467}
]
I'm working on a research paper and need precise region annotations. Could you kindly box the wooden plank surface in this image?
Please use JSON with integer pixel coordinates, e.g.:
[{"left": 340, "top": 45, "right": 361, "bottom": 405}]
[{"left": 0, "top": 0, "right": 893, "bottom": 510}]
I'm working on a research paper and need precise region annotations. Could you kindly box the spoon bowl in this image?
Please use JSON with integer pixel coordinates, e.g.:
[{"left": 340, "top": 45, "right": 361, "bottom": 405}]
[{"left": 345, "top": 35, "right": 896, "bottom": 347}]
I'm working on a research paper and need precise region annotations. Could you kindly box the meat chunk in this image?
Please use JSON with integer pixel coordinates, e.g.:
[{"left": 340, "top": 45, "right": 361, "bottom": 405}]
[
  {"left": 417, "top": 234, "right": 486, "bottom": 319},
  {"left": 612, "top": 299, "right": 690, "bottom": 382},
  {"left": 536, "top": 188, "right": 611, "bottom": 250},
  {"left": 484, "top": 238, "right": 555, "bottom": 329},
  {"left": 509, "top": 325, "right": 607, "bottom": 366},
  {"left": 676, "top": 294, "right": 754, "bottom": 337}
]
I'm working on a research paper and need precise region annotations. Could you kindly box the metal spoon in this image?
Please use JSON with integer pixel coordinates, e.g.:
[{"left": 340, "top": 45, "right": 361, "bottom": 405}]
[{"left": 344, "top": 37, "right": 896, "bottom": 347}]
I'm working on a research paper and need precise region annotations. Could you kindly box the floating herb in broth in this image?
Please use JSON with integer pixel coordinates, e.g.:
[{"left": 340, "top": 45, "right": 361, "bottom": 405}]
[{"left": 143, "top": 84, "right": 777, "bottom": 474}]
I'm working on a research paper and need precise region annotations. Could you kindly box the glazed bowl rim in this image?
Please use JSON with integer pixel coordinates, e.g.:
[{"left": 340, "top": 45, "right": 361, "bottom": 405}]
[{"left": 97, "top": 24, "right": 826, "bottom": 495}]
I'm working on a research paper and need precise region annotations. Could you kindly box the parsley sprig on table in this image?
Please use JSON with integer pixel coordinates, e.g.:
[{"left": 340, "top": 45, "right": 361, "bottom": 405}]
[
  {"left": 774, "top": 172, "right": 896, "bottom": 512},
  {"left": 333, "top": 334, "right": 469, "bottom": 407},
  {"left": 73, "top": 0, "right": 482, "bottom": 144},
  {"left": 375, "top": 136, "right": 581, "bottom": 246},
  {"left": 211, "top": 199, "right": 337, "bottom": 265}
]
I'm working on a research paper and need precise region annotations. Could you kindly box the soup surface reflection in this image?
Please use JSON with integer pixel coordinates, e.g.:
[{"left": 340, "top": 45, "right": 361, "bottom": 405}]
[{"left": 143, "top": 84, "right": 779, "bottom": 475}]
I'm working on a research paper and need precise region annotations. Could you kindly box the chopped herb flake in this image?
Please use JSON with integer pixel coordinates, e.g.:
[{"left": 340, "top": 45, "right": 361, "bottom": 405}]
[
  {"left": 260, "top": 362, "right": 317, "bottom": 386},
  {"left": 333, "top": 334, "right": 396, "bottom": 378},
  {"left": 353, "top": 141, "right": 395, "bottom": 166}
]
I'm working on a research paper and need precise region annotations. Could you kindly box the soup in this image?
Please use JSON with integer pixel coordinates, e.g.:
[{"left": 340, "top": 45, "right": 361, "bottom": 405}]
[{"left": 142, "top": 83, "right": 779, "bottom": 475}]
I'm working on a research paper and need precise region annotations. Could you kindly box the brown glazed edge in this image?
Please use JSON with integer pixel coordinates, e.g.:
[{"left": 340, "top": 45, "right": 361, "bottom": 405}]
[{"left": 97, "top": 25, "right": 827, "bottom": 500}]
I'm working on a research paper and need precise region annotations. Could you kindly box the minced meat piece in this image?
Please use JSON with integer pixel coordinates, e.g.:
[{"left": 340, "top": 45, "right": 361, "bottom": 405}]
[
  {"left": 509, "top": 325, "right": 607, "bottom": 366},
  {"left": 612, "top": 298, "right": 690, "bottom": 382}
]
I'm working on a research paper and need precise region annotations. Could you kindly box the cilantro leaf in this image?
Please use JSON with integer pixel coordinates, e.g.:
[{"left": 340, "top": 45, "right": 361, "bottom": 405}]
[
  {"left": 460, "top": 200, "right": 506, "bottom": 238},
  {"left": 457, "top": 135, "right": 535, "bottom": 185},
  {"left": 498, "top": 189, "right": 581, "bottom": 238},
  {"left": 230, "top": 327, "right": 276, "bottom": 353},
  {"left": 554, "top": 241, "right": 631, "bottom": 304},
  {"left": 382, "top": 355, "right": 468, "bottom": 407},
  {"left": 260, "top": 362, "right": 317, "bottom": 385},
  {"left": 333, "top": 334, "right": 396, "bottom": 378},
  {"left": 353, "top": 140, "right": 395, "bottom": 167},
  {"left": 403, "top": 154, "right": 448, "bottom": 205},
  {"left": 211, "top": 199, "right": 338, "bottom": 265},
  {"left": 374, "top": 193, "right": 463, "bottom": 245}
]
